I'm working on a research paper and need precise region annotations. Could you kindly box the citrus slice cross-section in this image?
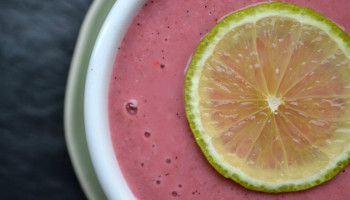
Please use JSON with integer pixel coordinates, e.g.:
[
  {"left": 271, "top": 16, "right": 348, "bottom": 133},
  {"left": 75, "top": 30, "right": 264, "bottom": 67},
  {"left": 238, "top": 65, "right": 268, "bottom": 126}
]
[{"left": 185, "top": 2, "right": 350, "bottom": 193}]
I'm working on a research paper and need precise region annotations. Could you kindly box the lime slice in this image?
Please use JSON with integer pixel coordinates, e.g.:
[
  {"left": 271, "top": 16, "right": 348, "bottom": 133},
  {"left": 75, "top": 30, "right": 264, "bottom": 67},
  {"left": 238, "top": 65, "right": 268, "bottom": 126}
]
[{"left": 185, "top": 2, "right": 350, "bottom": 193}]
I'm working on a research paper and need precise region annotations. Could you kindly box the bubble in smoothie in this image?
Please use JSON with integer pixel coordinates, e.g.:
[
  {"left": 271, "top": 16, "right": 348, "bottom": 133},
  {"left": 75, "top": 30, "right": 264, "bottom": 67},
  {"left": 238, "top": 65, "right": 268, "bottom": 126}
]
[
  {"left": 171, "top": 191, "right": 178, "bottom": 197},
  {"left": 125, "top": 100, "right": 138, "bottom": 115},
  {"left": 144, "top": 131, "right": 151, "bottom": 138},
  {"left": 192, "top": 190, "right": 200, "bottom": 195}
]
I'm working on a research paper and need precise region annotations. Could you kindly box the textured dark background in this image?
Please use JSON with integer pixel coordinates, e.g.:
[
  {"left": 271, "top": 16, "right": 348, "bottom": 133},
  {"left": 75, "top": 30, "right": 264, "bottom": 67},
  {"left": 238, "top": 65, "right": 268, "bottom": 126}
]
[{"left": 0, "top": 1, "right": 92, "bottom": 199}]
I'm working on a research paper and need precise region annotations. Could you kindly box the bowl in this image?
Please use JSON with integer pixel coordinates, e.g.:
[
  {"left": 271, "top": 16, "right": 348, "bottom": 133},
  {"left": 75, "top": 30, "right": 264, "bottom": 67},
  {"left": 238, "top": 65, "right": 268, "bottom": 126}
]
[{"left": 84, "top": 0, "right": 146, "bottom": 199}]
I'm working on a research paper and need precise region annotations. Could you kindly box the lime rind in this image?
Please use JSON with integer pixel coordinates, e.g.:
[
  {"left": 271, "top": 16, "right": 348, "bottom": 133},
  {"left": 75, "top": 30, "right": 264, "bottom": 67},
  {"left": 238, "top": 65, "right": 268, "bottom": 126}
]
[{"left": 185, "top": 2, "right": 350, "bottom": 193}]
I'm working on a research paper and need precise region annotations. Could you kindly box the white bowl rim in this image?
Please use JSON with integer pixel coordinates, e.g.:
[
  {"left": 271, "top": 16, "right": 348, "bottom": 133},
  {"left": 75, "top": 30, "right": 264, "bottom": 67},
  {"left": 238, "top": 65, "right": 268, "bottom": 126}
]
[{"left": 84, "top": 0, "right": 146, "bottom": 199}]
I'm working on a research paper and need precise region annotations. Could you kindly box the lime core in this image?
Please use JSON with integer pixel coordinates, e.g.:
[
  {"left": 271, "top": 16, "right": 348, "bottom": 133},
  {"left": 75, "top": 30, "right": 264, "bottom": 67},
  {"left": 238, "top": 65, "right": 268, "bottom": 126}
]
[{"left": 266, "top": 96, "right": 283, "bottom": 113}]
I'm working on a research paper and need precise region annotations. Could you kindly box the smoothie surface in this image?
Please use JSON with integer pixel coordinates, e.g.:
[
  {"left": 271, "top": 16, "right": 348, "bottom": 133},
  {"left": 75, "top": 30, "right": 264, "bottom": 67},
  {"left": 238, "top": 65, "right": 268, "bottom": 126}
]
[{"left": 108, "top": 0, "right": 350, "bottom": 199}]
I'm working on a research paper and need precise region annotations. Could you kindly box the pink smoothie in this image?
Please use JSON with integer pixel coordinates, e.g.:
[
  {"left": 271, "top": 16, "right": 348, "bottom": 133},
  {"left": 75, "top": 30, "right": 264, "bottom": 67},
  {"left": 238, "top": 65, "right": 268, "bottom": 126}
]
[{"left": 108, "top": 0, "right": 350, "bottom": 199}]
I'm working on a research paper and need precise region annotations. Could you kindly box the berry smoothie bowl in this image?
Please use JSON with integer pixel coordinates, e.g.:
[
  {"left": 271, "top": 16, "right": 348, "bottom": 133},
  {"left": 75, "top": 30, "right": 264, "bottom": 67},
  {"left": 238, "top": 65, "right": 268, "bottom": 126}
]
[{"left": 85, "top": 0, "right": 350, "bottom": 199}]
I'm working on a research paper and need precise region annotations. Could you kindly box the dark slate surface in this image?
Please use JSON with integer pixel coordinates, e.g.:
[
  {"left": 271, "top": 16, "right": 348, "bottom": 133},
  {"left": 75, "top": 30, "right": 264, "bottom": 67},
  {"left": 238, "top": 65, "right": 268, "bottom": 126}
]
[{"left": 0, "top": 1, "right": 92, "bottom": 199}]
